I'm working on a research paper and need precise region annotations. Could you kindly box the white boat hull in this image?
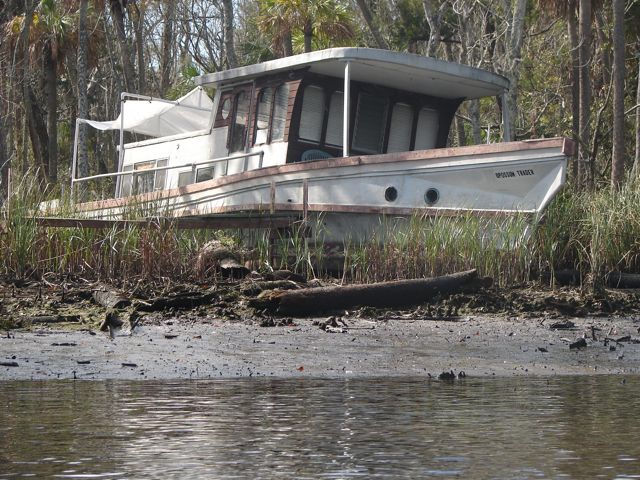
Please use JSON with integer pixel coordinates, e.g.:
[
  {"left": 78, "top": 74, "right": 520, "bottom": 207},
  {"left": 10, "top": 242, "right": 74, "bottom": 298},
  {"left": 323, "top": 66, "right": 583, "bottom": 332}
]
[{"left": 77, "top": 138, "right": 571, "bottom": 242}]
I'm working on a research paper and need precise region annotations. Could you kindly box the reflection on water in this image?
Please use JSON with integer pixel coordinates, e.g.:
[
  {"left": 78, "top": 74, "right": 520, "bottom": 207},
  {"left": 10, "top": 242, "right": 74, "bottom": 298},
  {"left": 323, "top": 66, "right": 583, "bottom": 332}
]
[{"left": 1, "top": 376, "right": 639, "bottom": 479}]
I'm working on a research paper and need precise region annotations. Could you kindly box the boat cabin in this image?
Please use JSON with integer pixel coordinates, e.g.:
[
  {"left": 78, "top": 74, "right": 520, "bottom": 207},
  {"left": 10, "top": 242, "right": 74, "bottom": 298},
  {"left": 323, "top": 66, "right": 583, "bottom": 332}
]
[{"left": 72, "top": 48, "right": 510, "bottom": 198}]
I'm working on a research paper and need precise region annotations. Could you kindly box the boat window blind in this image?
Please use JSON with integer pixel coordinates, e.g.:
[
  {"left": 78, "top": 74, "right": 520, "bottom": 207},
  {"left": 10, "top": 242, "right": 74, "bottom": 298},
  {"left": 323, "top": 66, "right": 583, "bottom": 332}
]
[
  {"left": 387, "top": 103, "right": 413, "bottom": 153},
  {"left": 414, "top": 108, "right": 439, "bottom": 150},
  {"left": 254, "top": 87, "right": 273, "bottom": 145},
  {"left": 230, "top": 91, "right": 249, "bottom": 152},
  {"left": 325, "top": 91, "right": 344, "bottom": 147},
  {"left": 353, "top": 93, "right": 387, "bottom": 154},
  {"left": 272, "top": 84, "right": 289, "bottom": 142},
  {"left": 298, "top": 85, "right": 324, "bottom": 143}
]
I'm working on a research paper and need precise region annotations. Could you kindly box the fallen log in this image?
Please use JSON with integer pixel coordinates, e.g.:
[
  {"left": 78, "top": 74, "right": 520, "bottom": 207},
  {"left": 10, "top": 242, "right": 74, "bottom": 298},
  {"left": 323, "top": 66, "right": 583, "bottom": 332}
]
[{"left": 261, "top": 269, "right": 485, "bottom": 316}]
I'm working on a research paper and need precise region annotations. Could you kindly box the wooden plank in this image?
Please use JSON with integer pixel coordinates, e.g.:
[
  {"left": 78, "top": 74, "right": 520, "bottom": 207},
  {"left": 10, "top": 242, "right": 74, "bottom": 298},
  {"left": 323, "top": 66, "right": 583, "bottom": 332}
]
[{"left": 31, "top": 215, "right": 297, "bottom": 230}]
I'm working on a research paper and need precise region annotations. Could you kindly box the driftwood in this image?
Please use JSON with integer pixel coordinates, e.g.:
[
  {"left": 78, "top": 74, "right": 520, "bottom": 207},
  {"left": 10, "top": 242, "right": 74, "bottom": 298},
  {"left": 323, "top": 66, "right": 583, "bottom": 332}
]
[
  {"left": 93, "top": 286, "right": 130, "bottom": 309},
  {"left": 135, "top": 290, "right": 218, "bottom": 312},
  {"left": 258, "top": 269, "right": 486, "bottom": 316}
]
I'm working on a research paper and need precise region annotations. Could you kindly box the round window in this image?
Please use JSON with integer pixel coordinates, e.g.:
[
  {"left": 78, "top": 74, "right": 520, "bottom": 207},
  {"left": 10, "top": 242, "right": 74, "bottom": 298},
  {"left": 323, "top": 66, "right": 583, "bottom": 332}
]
[
  {"left": 221, "top": 98, "right": 231, "bottom": 119},
  {"left": 385, "top": 186, "right": 398, "bottom": 202},
  {"left": 425, "top": 188, "right": 439, "bottom": 205}
]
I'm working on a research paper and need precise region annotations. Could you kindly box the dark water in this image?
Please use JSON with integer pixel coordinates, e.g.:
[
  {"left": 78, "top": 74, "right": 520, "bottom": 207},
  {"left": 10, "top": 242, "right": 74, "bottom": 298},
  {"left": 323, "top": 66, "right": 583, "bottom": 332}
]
[{"left": 1, "top": 376, "right": 639, "bottom": 479}]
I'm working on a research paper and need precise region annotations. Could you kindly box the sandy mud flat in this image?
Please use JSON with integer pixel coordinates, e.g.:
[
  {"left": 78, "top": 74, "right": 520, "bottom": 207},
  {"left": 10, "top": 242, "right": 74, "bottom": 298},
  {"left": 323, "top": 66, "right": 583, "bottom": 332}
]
[{"left": 1, "top": 315, "right": 639, "bottom": 380}]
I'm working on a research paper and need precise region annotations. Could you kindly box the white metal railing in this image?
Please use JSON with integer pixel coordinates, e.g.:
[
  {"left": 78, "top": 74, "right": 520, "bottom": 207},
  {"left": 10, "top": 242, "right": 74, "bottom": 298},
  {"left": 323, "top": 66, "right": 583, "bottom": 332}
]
[
  {"left": 71, "top": 89, "right": 219, "bottom": 200},
  {"left": 70, "top": 150, "right": 264, "bottom": 199}
]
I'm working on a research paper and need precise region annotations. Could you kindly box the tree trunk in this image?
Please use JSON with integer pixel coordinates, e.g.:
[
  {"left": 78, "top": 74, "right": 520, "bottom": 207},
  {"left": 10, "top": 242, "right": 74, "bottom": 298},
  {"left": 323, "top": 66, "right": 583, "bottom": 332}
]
[
  {"left": 595, "top": 11, "right": 612, "bottom": 93},
  {"left": 635, "top": 45, "right": 640, "bottom": 178},
  {"left": 77, "top": 0, "right": 89, "bottom": 198},
  {"left": 26, "top": 86, "right": 49, "bottom": 181},
  {"left": 303, "top": 20, "right": 313, "bottom": 53},
  {"left": 222, "top": 0, "right": 238, "bottom": 68},
  {"left": 21, "top": 3, "right": 48, "bottom": 181},
  {"left": 578, "top": 0, "right": 592, "bottom": 188},
  {"left": 133, "top": 2, "right": 146, "bottom": 93},
  {"left": 160, "top": 0, "right": 174, "bottom": 94},
  {"left": 45, "top": 41, "right": 57, "bottom": 184},
  {"left": 567, "top": 5, "right": 580, "bottom": 182},
  {"left": 110, "top": 0, "right": 136, "bottom": 93},
  {"left": 610, "top": 0, "right": 625, "bottom": 188},
  {"left": 283, "top": 31, "right": 293, "bottom": 57},
  {"left": 354, "top": 0, "right": 388, "bottom": 50},
  {"left": 0, "top": 111, "right": 7, "bottom": 203},
  {"left": 502, "top": 0, "right": 527, "bottom": 142},
  {"left": 422, "top": 0, "right": 442, "bottom": 57}
]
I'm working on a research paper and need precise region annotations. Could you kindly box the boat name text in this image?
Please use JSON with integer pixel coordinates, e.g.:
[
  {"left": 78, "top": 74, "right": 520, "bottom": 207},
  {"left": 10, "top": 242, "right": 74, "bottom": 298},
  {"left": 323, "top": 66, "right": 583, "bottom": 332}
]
[{"left": 495, "top": 169, "right": 535, "bottom": 179}]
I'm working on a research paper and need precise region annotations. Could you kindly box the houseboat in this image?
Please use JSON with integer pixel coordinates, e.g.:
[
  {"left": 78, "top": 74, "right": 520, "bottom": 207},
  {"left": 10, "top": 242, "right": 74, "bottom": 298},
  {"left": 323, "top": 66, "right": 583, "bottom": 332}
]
[{"left": 70, "top": 47, "right": 572, "bottom": 241}]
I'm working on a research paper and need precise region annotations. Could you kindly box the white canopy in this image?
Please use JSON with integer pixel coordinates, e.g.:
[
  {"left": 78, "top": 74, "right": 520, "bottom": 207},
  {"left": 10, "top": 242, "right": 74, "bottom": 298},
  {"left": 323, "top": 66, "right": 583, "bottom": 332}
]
[{"left": 85, "top": 87, "right": 213, "bottom": 137}]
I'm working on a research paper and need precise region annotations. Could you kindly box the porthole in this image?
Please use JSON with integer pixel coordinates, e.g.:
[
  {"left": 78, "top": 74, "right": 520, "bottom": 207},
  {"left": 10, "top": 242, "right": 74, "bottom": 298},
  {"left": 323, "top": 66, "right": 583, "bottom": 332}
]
[
  {"left": 425, "top": 188, "right": 439, "bottom": 205},
  {"left": 385, "top": 186, "right": 398, "bottom": 202}
]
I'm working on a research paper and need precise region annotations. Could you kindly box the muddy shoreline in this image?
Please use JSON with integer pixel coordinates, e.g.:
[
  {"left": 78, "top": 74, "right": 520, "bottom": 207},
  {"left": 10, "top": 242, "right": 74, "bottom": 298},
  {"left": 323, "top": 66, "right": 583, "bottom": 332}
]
[
  {"left": 2, "top": 275, "right": 640, "bottom": 380},
  {"left": 2, "top": 314, "right": 640, "bottom": 380}
]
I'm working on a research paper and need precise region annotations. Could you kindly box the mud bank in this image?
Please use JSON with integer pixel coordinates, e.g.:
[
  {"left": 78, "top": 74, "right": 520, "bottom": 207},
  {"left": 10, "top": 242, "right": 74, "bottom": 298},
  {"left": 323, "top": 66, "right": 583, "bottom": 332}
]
[{"left": 2, "top": 315, "right": 639, "bottom": 380}]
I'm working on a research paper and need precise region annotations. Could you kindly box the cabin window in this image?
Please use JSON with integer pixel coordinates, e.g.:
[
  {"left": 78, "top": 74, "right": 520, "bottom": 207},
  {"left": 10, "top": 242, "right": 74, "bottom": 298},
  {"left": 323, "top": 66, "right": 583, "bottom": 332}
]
[
  {"left": 298, "top": 85, "right": 324, "bottom": 143},
  {"left": 325, "top": 91, "right": 344, "bottom": 147},
  {"left": 352, "top": 93, "right": 387, "bottom": 154},
  {"left": 414, "top": 107, "right": 439, "bottom": 150},
  {"left": 387, "top": 103, "right": 414, "bottom": 153},
  {"left": 178, "top": 171, "right": 193, "bottom": 187},
  {"left": 121, "top": 159, "right": 167, "bottom": 197},
  {"left": 271, "top": 84, "right": 289, "bottom": 142},
  {"left": 196, "top": 166, "right": 214, "bottom": 183},
  {"left": 254, "top": 87, "right": 273, "bottom": 146},
  {"left": 229, "top": 91, "right": 249, "bottom": 152}
]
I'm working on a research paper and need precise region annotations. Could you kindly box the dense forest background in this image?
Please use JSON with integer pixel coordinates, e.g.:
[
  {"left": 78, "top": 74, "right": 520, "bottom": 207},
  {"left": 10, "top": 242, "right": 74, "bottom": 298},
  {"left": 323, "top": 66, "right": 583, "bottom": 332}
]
[{"left": 0, "top": 0, "right": 639, "bottom": 203}]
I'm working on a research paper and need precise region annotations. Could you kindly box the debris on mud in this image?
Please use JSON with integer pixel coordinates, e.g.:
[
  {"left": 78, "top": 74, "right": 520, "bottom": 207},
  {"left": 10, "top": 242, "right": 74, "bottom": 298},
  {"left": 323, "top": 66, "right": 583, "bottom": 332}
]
[{"left": 2, "top": 268, "right": 640, "bottom": 337}]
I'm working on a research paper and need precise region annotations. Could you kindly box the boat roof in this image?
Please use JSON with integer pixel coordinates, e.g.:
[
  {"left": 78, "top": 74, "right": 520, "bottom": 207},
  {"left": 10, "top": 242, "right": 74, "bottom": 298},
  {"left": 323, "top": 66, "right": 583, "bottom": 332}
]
[{"left": 195, "top": 47, "right": 509, "bottom": 100}]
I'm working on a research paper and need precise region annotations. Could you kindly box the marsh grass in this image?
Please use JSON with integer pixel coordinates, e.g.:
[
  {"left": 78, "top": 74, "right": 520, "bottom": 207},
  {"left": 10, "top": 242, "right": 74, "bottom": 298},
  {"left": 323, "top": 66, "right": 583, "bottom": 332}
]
[{"left": 4, "top": 177, "right": 640, "bottom": 287}]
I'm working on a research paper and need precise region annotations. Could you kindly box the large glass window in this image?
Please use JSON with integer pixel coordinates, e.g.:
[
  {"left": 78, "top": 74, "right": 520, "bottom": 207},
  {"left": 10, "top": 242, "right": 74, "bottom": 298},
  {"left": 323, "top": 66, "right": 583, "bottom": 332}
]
[
  {"left": 254, "top": 87, "right": 273, "bottom": 145},
  {"left": 414, "top": 108, "right": 439, "bottom": 150},
  {"left": 352, "top": 93, "right": 387, "bottom": 154},
  {"left": 325, "top": 91, "right": 344, "bottom": 147},
  {"left": 387, "top": 103, "right": 414, "bottom": 153},
  {"left": 272, "top": 84, "right": 289, "bottom": 142},
  {"left": 229, "top": 91, "right": 249, "bottom": 152},
  {"left": 298, "top": 85, "right": 324, "bottom": 143}
]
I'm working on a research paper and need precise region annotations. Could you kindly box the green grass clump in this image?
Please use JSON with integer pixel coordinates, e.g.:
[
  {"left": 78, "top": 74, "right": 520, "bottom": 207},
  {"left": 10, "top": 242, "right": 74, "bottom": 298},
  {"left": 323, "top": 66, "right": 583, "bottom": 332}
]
[{"left": 5, "top": 176, "right": 640, "bottom": 288}]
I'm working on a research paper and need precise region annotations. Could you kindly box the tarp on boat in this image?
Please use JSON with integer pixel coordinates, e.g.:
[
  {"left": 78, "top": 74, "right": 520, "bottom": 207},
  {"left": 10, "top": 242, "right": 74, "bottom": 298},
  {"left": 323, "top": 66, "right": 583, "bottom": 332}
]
[{"left": 84, "top": 87, "right": 213, "bottom": 137}]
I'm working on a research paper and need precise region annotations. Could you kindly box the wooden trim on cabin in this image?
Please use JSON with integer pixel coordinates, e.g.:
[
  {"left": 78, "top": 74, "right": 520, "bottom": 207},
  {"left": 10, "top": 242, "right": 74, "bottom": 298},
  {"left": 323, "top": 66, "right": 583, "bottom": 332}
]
[{"left": 75, "top": 137, "right": 570, "bottom": 213}]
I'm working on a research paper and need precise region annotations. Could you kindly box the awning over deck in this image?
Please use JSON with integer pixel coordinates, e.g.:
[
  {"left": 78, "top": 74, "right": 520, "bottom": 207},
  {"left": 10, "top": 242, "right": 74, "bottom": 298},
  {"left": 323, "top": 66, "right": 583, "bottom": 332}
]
[{"left": 84, "top": 87, "right": 213, "bottom": 137}]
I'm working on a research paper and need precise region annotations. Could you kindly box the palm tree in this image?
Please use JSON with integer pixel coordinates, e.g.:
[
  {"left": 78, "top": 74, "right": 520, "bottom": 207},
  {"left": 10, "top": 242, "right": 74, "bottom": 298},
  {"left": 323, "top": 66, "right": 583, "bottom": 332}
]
[
  {"left": 257, "top": 0, "right": 355, "bottom": 57},
  {"left": 35, "top": 0, "right": 74, "bottom": 184}
]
